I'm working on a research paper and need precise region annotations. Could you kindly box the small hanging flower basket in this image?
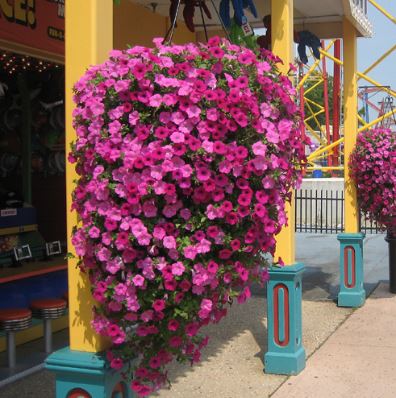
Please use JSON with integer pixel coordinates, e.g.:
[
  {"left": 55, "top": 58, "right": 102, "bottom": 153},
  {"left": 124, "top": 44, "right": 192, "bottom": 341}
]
[
  {"left": 350, "top": 128, "right": 396, "bottom": 292},
  {"left": 69, "top": 37, "right": 308, "bottom": 396},
  {"left": 350, "top": 128, "right": 396, "bottom": 229}
]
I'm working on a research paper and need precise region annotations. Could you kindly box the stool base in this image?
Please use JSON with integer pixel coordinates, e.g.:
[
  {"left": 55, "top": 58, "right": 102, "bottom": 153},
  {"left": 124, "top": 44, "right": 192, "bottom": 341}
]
[
  {"left": 43, "top": 319, "right": 52, "bottom": 354},
  {"left": 6, "top": 331, "right": 16, "bottom": 368}
]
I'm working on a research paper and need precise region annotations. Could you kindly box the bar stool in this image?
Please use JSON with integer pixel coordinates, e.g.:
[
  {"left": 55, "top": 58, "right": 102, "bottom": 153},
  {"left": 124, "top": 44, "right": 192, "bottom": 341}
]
[
  {"left": 0, "top": 308, "right": 32, "bottom": 367},
  {"left": 30, "top": 298, "right": 67, "bottom": 353}
]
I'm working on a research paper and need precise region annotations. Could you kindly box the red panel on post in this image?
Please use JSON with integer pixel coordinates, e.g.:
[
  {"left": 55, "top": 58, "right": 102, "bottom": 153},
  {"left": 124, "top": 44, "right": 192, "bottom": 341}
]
[
  {"left": 112, "top": 382, "right": 127, "bottom": 398},
  {"left": 67, "top": 388, "right": 92, "bottom": 398},
  {"left": 344, "top": 246, "right": 356, "bottom": 288},
  {"left": 273, "top": 283, "right": 290, "bottom": 347}
]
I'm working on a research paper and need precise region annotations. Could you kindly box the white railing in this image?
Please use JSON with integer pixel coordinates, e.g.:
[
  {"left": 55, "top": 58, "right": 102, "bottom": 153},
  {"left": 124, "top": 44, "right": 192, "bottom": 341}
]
[{"left": 353, "top": 0, "right": 368, "bottom": 15}]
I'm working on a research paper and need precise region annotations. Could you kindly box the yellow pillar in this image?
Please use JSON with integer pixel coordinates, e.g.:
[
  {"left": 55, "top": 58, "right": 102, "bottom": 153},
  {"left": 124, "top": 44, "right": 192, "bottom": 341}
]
[
  {"left": 343, "top": 18, "right": 359, "bottom": 233},
  {"left": 66, "top": 0, "right": 113, "bottom": 352},
  {"left": 271, "top": 0, "right": 295, "bottom": 265},
  {"left": 336, "top": 19, "right": 365, "bottom": 308}
]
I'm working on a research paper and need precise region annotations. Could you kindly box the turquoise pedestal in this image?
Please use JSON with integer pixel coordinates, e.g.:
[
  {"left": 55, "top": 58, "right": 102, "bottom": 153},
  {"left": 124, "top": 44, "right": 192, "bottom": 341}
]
[
  {"left": 264, "top": 263, "right": 306, "bottom": 375},
  {"left": 337, "top": 233, "right": 365, "bottom": 308},
  {"left": 45, "top": 347, "right": 133, "bottom": 398}
]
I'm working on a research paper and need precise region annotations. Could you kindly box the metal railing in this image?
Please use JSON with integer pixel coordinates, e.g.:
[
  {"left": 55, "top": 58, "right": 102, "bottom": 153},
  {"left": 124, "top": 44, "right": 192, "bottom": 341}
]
[
  {"left": 295, "top": 189, "right": 381, "bottom": 234},
  {"left": 354, "top": 0, "right": 368, "bottom": 15}
]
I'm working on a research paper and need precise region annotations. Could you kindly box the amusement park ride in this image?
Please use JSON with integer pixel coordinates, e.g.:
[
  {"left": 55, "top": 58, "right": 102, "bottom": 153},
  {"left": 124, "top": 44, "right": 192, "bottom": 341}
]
[{"left": 301, "top": 0, "right": 396, "bottom": 174}]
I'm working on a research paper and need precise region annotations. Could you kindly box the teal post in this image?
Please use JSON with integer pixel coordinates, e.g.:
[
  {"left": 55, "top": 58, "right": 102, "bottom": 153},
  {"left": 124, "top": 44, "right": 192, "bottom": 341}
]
[
  {"left": 45, "top": 347, "right": 134, "bottom": 398},
  {"left": 264, "top": 263, "right": 306, "bottom": 374},
  {"left": 337, "top": 232, "right": 365, "bottom": 307}
]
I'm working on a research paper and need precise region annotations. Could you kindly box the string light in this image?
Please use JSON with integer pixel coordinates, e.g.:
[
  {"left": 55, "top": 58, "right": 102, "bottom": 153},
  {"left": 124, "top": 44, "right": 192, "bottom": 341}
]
[{"left": 0, "top": 51, "right": 62, "bottom": 74}]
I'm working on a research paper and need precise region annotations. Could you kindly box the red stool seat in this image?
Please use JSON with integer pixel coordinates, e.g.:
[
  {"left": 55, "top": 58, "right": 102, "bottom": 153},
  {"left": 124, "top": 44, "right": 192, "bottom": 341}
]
[
  {"left": 31, "top": 298, "right": 67, "bottom": 310},
  {"left": 0, "top": 308, "right": 32, "bottom": 322},
  {"left": 31, "top": 298, "right": 67, "bottom": 321},
  {"left": 30, "top": 298, "right": 67, "bottom": 354},
  {"left": 0, "top": 308, "right": 32, "bottom": 367}
]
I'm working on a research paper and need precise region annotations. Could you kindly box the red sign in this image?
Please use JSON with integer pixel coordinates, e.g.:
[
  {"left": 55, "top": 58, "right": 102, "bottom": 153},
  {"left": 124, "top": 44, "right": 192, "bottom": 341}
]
[{"left": 0, "top": 0, "right": 64, "bottom": 55}]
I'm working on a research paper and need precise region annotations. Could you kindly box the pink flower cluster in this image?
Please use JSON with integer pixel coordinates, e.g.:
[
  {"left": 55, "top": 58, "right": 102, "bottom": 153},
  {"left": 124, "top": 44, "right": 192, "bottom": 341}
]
[
  {"left": 350, "top": 128, "right": 396, "bottom": 229},
  {"left": 70, "top": 36, "right": 308, "bottom": 396}
]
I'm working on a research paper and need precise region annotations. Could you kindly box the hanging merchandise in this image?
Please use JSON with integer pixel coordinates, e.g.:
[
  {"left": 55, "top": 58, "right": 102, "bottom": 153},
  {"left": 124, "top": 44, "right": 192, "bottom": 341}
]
[
  {"left": 46, "top": 151, "right": 65, "bottom": 175},
  {"left": 1, "top": 88, "right": 42, "bottom": 133},
  {"left": 169, "top": 0, "right": 212, "bottom": 33},
  {"left": 229, "top": 19, "right": 257, "bottom": 49},
  {"left": 0, "top": 235, "right": 19, "bottom": 254},
  {"left": 0, "top": 81, "right": 8, "bottom": 98},
  {"left": 257, "top": 15, "right": 322, "bottom": 65},
  {"left": 219, "top": 0, "right": 257, "bottom": 28},
  {"left": 2, "top": 93, "right": 22, "bottom": 133},
  {"left": 0, "top": 190, "right": 23, "bottom": 209},
  {"left": 0, "top": 152, "right": 20, "bottom": 177}
]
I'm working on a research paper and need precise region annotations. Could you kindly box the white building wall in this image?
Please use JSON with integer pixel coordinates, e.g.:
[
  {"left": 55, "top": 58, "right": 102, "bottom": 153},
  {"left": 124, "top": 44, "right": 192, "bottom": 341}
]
[{"left": 296, "top": 178, "right": 344, "bottom": 230}]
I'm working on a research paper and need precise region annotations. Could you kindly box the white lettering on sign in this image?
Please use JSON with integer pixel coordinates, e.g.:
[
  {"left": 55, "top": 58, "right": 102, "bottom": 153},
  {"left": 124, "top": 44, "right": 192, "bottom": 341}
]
[{"left": 1, "top": 209, "right": 17, "bottom": 217}]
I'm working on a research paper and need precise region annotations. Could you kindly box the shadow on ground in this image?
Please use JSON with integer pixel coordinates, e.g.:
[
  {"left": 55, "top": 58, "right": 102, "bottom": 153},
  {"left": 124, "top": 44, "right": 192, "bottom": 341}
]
[{"left": 0, "top": 233, "right": 388, "bottom": 397}]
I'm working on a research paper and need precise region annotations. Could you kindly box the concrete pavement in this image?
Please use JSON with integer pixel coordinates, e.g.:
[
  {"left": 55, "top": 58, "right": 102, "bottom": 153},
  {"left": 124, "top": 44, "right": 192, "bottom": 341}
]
[
  {"left": 272, "top": 283, "right": 396, "bottom": 398},
  {"left": 0, "top": 233, "right": 391, "bottom": 397},
  {"left": 296, "top": 233, "right": 388, "bottom": 300}
]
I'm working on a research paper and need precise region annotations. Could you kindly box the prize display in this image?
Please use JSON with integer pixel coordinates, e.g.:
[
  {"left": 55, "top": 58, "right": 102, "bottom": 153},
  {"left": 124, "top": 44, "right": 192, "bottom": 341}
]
[{"left": 0, "top": 51, "right": 65, "bottom": 267}]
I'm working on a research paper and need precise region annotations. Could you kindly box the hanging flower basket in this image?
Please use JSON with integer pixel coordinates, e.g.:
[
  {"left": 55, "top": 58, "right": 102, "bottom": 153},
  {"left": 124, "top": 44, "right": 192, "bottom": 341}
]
[
  {"left": 69, "top": 37, "right": 308, "bottom": 396},
  {"left": 350, "top": 128, "right": 396, "bottom": 230},
  {"left": 350, "top": 128, "right": 396, "bottom": 292}
]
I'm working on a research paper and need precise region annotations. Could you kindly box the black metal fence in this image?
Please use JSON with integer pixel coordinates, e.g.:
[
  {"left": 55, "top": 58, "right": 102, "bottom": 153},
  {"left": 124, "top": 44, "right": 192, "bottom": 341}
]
[{"left": 295, "top": 189, "right": 382, "bottom": 234}]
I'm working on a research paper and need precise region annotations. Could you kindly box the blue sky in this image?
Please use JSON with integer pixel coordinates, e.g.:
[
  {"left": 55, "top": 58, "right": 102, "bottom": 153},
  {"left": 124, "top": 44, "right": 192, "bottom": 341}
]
[{"left": 357, "top": 0, "right": 396, "bottom": 119}]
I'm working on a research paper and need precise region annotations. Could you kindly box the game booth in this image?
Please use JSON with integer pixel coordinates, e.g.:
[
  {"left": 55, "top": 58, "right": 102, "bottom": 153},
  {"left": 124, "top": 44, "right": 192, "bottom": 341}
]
[{"left": 0, "top": 1, "right": 68, "bottom": 361}]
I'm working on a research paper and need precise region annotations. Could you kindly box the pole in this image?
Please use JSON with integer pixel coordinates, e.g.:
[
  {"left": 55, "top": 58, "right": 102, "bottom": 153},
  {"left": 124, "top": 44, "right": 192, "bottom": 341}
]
[
  {"left": 332, "top": 39, "right": 341, "bottom": 168},
  {"left": 46, "top": 3, "right": 132, "bottom": 397},
  {"left": 321, "top": 40, "right": 332, "bottom": 171},
  {"left": 299, "top": 65, "right": 305, "bottom": 141},
  {"left": 337, "top": 19, "right": 365, "bottom": 308},
  {"left": 271, "top": 0, "right": 295, "bottom": 265},
  {"left": 265, "top": 0, "right": 306, "bottom": 376},
  {"left": 385, "top": 226, "right": 396, "bottom": 293},
  {"left": 343, "top": 20, "right": 359, "bottom": 233},
  {"left": 65, "top": 0, "right": 113, "bottom": 353},
  {"left": 364, "top": 91, "right": 370, "bottom": 123}
]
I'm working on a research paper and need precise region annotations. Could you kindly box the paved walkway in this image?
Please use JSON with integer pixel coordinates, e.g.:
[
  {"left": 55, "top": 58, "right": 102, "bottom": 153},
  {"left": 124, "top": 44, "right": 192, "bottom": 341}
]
[
  {"left": 273, "top": 283, "right": 396, "bottom": 398},
  {"left": 0, "top": 233, "right": 391, "bottom": 397}
]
